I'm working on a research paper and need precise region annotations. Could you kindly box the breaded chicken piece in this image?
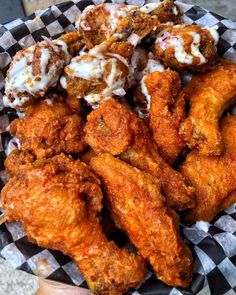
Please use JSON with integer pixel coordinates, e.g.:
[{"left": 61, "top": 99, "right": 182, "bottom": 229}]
[
  {"left": 1, "top": 154, "right": 147, "bottom": 295},
  {"left": 181, "top": 116, "right": 236, "bottom": 222},
  {"left": 4, "top": 150, "right": 36, "bottom": 176},
  {"left": 3, "top": 39, "right": 70, "bottom": 109},
  {"left": 10, "top": 96, "right": 87, "bottom": 159},
  {"left": 77, "top": 3, "right": 157, "bottom": 49},
  {"left": 144, "top": 70, "right": 186, "bottom": 163},
  {"left": 59, "top": 31, "right": 85, "bottom": 56},
  {"left": 153, "top": 24, "right": 218, "bottom": 72},
  {"left": 180, "top": 60, "right": 236, "bottom": 156},
  {"left": 61, "top": 39, "right": 133, "bottom": 106},
  {"left": 77, "top": 1, "right": 182, "bottom": 49},
  {"left": 84, "top": 98, "right": 195, "bottom": 211},
  {"left": 91, "top": 153, "right": 193, "bottom": 288}
]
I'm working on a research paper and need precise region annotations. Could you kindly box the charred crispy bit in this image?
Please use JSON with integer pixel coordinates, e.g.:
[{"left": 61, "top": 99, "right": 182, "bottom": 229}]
[
  {"left": 10, "top": 95, "right": 87, "bottom": 159},
  {"left": 59, "top": 31, "right": 85, "bottom": 55},
  {"left": 144, "top": 70, "right": 186, "bottom": 164},
  {"left": 84, "top": 98, "right": 195, "bottom": 211},
  {"left": 3, "top": 39, "right": 70, "bottom": 109},
  {"left": 153, "top": 24, "right": 218, "bottom": 72},
  {"left": 4, "top": 150, "right": 36, "bottom": 176},
  {"left": 1, "top": 154, "right": 147, "bottom": 295},
  {"left": 60, "top": 38, "right": 133, "bottom": 107},
  {"left": 182, "top": 116, "right": 236, "bottom": 222},
  {"left": 180, "top": 60, "right": 236, "bottom": 156},
  {"left": 91, "top": 153, "right": 193, "bottom": 288}
]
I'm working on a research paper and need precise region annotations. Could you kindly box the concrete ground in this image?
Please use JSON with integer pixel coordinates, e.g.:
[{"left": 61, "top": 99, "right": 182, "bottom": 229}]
[{"left": 0, "top": 0, "right": 235, "bottom": 295}]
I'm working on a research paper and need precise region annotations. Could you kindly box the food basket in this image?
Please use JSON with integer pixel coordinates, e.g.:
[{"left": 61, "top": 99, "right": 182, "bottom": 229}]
[{"left": 0, "top": 1, "right": 236, "bottom": 294}]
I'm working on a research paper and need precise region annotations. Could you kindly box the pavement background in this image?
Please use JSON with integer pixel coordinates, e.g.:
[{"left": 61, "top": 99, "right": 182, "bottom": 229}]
[{"left": 0, "top": 0, "right": 236, "bottom": 294}]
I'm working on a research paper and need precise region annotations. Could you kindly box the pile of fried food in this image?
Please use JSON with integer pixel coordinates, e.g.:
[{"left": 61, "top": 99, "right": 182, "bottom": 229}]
[{"left": 1, "top": 0, "right": 236, "bottom": 294}]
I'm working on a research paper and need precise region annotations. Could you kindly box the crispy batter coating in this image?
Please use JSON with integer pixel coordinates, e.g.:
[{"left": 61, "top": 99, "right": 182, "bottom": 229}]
[
  {"left": 146, "top": 70, "right": 186, "bottom": 163},
  {"left": 91, "top": 153, "right": 193, "bottom": 288},
  {"left": 59, "top": 31, "right": 85, "bottom": 55},
  {"left": 84, "top": 98, "right": 195, "bottom": 210},
  {"left": 10, "top": 96, "right": 87, "bottom": 159},
  {"left": 181, "top": 116, "right": 236, "bottom": 222},
  {"left": 61, "top": 39, "right": 133, "bottom": 106},
  {"left": 77, "top": 3, "right": 157, "bottom": 48},
  {"left": 180, "top": 60, "right": 236, "bottom": 156},
  {"left": 4, "top": 150, "right": 36, "bottom": 176},
  {"left": 153, "top": 24, "right": 218, "bottom": 72},
  {"left": 1, "top": 154, "right": 147, "bottom": 295}
]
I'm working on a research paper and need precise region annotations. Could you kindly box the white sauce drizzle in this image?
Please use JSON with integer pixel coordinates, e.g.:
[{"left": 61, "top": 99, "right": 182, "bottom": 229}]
[
  {"left": 205, "top": 26, "right": 219, "bottom": 45},
  {"left": 144, "top": 59, "right": 165, "bottom": 74},
  {"left": 172, "top": 6, "right": 179, "bottom": 16},
  {"left": 140, "top": 55, "right": 165, "bottom": 111},
  {"left": 139, "top": 3, "right": 161, "bottom": 14},
  {"left": 76, "top": 5, "right": 95, "bottom": 31},
  {"left": 136, "top": 53, "right": 165, "bottom": 81},
  {"left": 141, "top": 76, "right": 151, "bottom": 110},
  {"left": 61, "top": 43, "right": 129, "bottom": 105},
  {"left": 105, "top": 4, "right": 135, "bottom": 31},
  {"left": 155, "top": 30, "right": 207, "bottom": 65},
  {"left": 4, "top": 39, "right": 70, "bottom": 108}
]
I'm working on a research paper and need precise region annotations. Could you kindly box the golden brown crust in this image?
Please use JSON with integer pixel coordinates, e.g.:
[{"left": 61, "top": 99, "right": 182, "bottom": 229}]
[
  {"left": 180, "top": 60, "right": 236, "bottom": 156},
  {"left": 2, "top": 154, "right": 147, "bottom": 295},
  {"left": 147, "top": 70, "right": 186, "bottom": 163},
  {"left": 181, "top": 116, "right": 236, "bottom": 222},
  {"left": 91, "top": 153, "right": 193, "bottom": 288},
  {"left": 85, "top": 98, "right": 195, "bottom": 210},
  {"left": 59, "top": 31, "right": 85, "bottom": 55},
  {"left": 10, "top": 96, "right": 87, "bottom": 159},
  {"left": 4, "top": 150, "right": 36, "bottom": 176}
]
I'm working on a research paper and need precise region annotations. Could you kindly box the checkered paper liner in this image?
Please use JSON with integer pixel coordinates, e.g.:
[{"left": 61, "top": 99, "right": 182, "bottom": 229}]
[{"left": 0, "top": 0, "right": 236, "bottom": 294}]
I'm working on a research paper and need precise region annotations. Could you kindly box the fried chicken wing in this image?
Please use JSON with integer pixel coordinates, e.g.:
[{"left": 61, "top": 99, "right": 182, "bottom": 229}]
[
  {"left": 3, "top": 39, "right": 70, "bottom": 109},
  {"left": 143, "top": 70, "right": 186, "bottom": 163},
  {"left": 91, "top": 153, "right": 193, "bottom": 288},
  {"left": 181, "top": 116, "right": 236, "bottom": 222},
  {"left": 153, "top": 24, "right": 218, "bottom": 72},
  {"left": 180, "top": 60, "right": 236, "bottom": 156},
  {"left": 1, "top": 154, "right": 146, "bottom": 295},
  {"left": 10, "top": 96, "right": 87, "bottom": 159},
  {"left": 84, "top": 98, "right": 195, "bottom": 210},
  {"left": 60, "top": 39, "right": 133, "bottom": 106}
]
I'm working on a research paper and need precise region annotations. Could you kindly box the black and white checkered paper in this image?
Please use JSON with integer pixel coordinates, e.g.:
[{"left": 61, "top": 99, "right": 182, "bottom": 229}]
[{"left": 0, "top": 1, "right": 236, "bottom": 294}]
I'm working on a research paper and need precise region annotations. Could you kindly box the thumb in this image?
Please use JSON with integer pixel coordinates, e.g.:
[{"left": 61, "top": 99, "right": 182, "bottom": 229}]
[{"left": 35, "top": 279, "right": 93, "bottom": 295}]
